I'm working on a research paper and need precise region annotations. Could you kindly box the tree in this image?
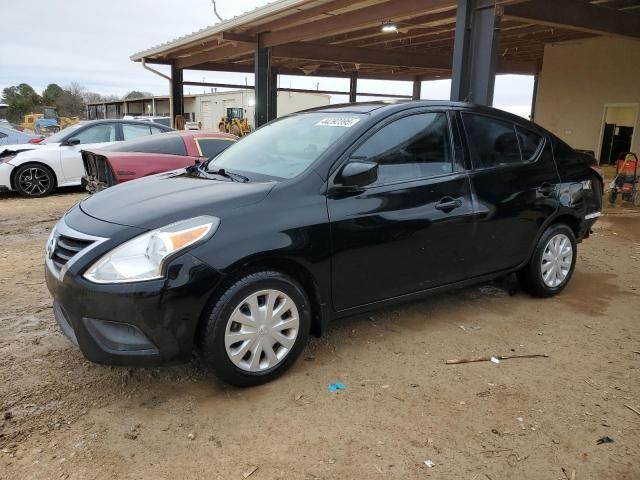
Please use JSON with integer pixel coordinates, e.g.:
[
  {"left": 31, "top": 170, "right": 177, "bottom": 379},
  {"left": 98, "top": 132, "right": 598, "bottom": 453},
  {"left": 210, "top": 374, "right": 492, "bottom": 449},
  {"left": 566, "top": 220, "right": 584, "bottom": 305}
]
[
  {"left": 42, "top": 83, "right": 64, "bottom": 107},
  {"left": 124, "top": 90, "right": 153, "bottom": 100},
  {"left": 1, "top": 83, "right": 42, "bottom": 123},
  {"left": 55, "top": 82, "right": 87, "bottom": 118}
]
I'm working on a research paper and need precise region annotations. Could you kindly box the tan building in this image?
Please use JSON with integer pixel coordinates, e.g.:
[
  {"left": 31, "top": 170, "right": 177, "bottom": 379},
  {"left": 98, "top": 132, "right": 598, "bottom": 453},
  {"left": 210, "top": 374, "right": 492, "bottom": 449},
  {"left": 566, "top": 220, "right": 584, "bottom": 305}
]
[
  {"left": 88, "top": 90, "right": 330, "bottom": 129},
  {"left": 535, "top": 36, "right": 640, "bottom": 164}
]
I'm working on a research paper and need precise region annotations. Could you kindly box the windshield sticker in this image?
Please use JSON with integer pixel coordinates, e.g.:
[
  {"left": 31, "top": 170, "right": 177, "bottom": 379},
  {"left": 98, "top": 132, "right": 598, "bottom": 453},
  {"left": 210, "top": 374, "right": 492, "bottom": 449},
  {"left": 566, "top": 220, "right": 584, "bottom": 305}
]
[{"left": 315, "top": 118, "right": 360, "bottom": 128}]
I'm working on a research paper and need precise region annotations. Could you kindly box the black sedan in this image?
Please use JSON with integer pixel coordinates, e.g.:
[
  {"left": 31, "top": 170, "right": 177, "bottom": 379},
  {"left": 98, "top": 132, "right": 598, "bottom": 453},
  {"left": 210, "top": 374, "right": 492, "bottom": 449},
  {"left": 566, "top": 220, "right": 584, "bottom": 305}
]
[{"left": 45, "top": 101, "right": 602, "bottom": 386}]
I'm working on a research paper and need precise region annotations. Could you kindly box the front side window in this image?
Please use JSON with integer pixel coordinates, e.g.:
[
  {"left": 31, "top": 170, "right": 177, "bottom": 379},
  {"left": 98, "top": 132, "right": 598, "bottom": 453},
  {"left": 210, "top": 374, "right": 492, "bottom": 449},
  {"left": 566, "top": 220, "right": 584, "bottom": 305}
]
[
  {"left": 352, "top": 112, "right": 453, "bottom": 185},
  {"left": 43, "top": 123, "right": 84, "bottom": 144},
  {"left": 74, "top": 123, "right": 117, "bottom": 144},
  {"left": 122, "top": 124, "right": 153, "bottom": 140},
  {"left": 209, "top": 112, "right": 364, "bottom": 181},
  {"left": 462, "top": 114, "right": 523, "bottom": 168}
]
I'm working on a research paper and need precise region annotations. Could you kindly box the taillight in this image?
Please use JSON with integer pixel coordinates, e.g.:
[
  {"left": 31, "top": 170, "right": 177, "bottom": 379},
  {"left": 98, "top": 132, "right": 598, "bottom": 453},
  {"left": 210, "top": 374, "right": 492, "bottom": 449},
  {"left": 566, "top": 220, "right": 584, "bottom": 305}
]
[{"left": 28, "top": 137, "right": 44, "bottom": 144}]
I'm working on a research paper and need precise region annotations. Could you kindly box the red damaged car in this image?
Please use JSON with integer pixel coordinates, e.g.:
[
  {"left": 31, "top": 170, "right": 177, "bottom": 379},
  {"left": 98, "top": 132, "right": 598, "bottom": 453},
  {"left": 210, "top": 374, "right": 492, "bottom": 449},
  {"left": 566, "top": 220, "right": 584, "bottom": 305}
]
[{"left": 81, "top": 131, "right": 237, "bottom": 193}]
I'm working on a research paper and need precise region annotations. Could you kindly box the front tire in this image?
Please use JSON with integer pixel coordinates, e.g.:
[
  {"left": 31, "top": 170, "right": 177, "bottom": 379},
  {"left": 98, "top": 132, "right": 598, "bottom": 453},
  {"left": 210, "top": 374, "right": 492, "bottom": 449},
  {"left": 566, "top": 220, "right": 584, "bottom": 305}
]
[
  {"left": 14, "top": 163, "right": 55, "bottom": 198},
  {"left": 517, "top": 224, "right": 577, "bottom": 298},
  {"left": 199, "top": 271, "right": 311, "bottom": 387}
]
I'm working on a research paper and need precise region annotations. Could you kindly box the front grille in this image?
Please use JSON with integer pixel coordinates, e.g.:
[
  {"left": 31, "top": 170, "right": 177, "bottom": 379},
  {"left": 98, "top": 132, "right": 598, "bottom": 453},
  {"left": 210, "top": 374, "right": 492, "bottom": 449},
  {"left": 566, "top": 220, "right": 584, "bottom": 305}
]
[{"left": 51, "top": 234, "right": 94, "bottom": 272}]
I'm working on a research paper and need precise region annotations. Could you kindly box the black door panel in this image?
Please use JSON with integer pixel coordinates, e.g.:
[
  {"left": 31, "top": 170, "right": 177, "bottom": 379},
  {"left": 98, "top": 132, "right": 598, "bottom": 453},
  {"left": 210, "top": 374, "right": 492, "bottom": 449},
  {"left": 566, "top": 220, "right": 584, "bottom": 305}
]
[
  {"left": 461, "top": 112, "right": 560, "bottom": 275},
  {"left": 328, "top": 173, "right": 474, "bottom": 310}
]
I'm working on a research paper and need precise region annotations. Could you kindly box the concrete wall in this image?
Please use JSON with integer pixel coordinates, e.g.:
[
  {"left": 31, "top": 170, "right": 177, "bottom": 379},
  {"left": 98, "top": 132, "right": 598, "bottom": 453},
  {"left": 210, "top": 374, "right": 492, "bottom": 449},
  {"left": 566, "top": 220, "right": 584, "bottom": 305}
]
[
  {"left": 535, "top": 36, "right": 640, "bottom": 160},
  {"left": 88, "top": 90, "right": 330, "bottom": 126},
  {"left": 191, "top": 90, "right": 330, "bottom": 130},
  {"left": 605, "top": 105, "right": 638, "bottom": 128}
]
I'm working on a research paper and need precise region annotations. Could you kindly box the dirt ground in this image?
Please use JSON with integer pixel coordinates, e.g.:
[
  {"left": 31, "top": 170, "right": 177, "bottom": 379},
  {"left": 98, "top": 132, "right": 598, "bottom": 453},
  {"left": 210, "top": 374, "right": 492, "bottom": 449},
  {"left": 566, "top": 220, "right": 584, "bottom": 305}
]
[{"left": 1, "top": 187, "right": 639, "bottom": 480}]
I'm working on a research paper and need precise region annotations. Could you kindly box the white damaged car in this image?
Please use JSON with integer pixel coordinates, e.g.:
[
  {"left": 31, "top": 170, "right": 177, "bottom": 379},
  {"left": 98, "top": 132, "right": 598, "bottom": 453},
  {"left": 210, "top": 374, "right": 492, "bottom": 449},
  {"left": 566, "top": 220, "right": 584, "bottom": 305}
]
[{"left": 0, "top": 119, "right": 172, "bottom": 197}]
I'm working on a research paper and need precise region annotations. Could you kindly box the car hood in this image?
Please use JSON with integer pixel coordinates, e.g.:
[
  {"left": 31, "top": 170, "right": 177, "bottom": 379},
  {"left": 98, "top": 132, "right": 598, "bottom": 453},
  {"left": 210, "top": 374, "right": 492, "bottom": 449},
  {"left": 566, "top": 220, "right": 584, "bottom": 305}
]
[
  {"left": 0, "top": 143, "right": 39, "bottom": 156},
  {"left": 80, "top": 169, "right": 275, "bottom": 229},
  {"left": 0, "top": 142, "right": 60, "bottom": 158}
]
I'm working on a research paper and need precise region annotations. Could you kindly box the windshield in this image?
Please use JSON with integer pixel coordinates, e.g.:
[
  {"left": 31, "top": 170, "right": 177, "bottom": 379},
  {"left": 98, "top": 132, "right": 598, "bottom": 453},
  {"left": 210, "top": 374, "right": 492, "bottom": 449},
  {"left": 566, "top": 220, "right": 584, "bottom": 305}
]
[
  {"left": 208, "top": 112, "right": 364, "bottom": 180},
  {"left": 42, "top": 123, "right": 84, "bottom": 144}
]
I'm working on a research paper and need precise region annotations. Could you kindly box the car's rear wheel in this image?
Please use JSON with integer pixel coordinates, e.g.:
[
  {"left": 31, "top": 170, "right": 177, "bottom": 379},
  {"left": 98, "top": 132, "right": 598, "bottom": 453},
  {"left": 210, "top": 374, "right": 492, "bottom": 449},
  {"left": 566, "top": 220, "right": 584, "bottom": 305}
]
[
  {"left": 199, "top": 271, "right": 311, "bottom": 387},
  {"left": 517, "top": 224, "right": 577, "bottom": 297},
  {"left": 14, "top": 163, "right": 55, "bottom": 198}
]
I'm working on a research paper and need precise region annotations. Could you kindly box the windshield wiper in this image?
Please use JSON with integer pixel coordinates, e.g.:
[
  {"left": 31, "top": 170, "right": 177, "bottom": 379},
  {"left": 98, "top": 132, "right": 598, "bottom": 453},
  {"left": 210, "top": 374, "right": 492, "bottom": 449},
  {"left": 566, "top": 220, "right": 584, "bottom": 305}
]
[{"left": 206, "top": 168, "right": 249, "bottom": 183}]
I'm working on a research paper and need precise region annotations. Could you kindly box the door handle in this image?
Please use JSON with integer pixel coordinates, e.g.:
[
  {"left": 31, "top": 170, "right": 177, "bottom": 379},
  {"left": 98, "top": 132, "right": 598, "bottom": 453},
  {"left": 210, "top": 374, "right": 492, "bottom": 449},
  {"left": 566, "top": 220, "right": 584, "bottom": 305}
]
[
  {"left": 537, "top": 183, "right": 555, "bottom": 196},
  {"left": 435, "top": 196, "right": 463, "bottom": 213}
]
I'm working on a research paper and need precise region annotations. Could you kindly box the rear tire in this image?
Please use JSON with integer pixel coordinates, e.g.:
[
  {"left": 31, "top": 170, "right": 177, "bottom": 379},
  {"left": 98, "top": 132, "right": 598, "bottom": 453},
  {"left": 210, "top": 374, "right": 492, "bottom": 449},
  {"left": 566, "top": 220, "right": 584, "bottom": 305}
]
[
  {"left": 517, "top": 224, "right": 577, "bottom": 298},
  {"left": 14, "top": 163, "right": 55, "bottom": 198},
  {"left": 199, "top": 271, "right": 311, "bottom": 387}
]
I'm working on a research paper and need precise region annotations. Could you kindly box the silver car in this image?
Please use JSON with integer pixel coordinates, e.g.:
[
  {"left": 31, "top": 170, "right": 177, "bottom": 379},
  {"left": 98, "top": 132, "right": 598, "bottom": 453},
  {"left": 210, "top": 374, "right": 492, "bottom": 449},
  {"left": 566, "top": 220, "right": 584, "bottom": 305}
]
[{"left": 0, "top": 124, "right": 42, "bottom": 147}]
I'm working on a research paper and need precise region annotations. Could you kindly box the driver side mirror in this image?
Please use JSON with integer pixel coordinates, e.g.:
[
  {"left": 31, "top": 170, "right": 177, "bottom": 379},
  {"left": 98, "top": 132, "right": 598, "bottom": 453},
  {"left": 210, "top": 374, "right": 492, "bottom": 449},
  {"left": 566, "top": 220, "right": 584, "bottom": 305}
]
[
  {"left": 338, "top": 160, "right": 378, "bottom": 189},
  {"left": 65, "top": 137, "right": 81, "bottom": 146}
]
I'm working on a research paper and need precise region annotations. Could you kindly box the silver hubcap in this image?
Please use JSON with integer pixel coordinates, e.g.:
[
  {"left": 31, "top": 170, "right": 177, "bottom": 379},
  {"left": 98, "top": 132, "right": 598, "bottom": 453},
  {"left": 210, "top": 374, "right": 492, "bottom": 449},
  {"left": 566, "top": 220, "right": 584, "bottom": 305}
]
[
  {"left": 19, "top": 167, "right": 50, "bottom": 196},
  {"left": 541, "top": 233, "right": 573, "bottom": 288},
  {"left": 224, "top": 289, "right": 299, "bottom": 372}
]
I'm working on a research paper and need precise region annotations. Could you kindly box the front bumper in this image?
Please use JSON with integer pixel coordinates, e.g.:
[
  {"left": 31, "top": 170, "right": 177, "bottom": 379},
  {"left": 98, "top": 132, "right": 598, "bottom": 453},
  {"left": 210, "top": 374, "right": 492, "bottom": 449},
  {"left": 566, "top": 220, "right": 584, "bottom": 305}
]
[
  {"left": 45, "top": 212, "right": 223, "bottom": 367},
  {"left": 0, "top": 162, "right": 14, "bottom": 191}
]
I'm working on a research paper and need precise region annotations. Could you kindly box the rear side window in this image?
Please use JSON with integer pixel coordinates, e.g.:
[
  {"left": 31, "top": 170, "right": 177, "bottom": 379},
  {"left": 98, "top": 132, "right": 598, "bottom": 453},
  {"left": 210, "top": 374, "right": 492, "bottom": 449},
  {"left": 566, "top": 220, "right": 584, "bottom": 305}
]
[
  {"left": 516, "top": 126, "right": 543, "bottom": 161},
  {"left": 104, "top": 134, "right": 187, "bottom": 156},
  {"left": 196, "top": 138, "right": 234, "bottom": 158},
  {"left": 462, "top": 114, "right": 520, "bottom": 168},
  {"left": 353, "top": 112, "right": 453, "bottom": 184},
  {"left": 122, "top": 124, "right": 153, "bottom": 140},
  {"left": 150, "top": 125, "right": 168, "bottom": 134}
]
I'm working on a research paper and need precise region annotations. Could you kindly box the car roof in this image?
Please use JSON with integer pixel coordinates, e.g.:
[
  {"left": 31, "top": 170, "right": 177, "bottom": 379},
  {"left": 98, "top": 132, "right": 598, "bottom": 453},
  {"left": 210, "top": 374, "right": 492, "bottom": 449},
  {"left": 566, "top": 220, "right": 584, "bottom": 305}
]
[
  {"left": 79, "top": 119, "right": 173, "bottom": 129},
  {"left": 177, "top": 130, "right": 237, "bottom": 140},
  {"left": 300, "top": 100, "right": 528, "bottom": 123}
]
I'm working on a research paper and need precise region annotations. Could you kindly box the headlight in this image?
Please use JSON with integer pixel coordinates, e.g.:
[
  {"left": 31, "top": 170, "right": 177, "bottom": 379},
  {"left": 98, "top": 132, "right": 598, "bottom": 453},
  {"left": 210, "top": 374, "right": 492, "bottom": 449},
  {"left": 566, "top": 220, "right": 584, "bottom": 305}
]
[{"left": 83, "top": 216, "right": 219, "bottom": 284}]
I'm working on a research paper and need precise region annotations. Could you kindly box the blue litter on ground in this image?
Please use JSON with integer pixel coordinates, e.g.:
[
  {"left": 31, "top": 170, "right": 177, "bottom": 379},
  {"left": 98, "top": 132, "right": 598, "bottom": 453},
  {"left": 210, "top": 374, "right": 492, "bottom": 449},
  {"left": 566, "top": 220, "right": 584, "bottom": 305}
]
[{"left": 328, "top": 382, "right": 346, "bottom": 392}]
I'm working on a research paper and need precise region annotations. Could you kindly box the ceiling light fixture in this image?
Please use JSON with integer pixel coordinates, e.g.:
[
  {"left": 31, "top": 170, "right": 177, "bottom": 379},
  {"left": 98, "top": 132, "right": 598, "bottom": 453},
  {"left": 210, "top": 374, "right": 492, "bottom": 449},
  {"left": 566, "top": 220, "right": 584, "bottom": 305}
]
[{"left": 381, "top": 22, "right": 398, "bottom": 33}]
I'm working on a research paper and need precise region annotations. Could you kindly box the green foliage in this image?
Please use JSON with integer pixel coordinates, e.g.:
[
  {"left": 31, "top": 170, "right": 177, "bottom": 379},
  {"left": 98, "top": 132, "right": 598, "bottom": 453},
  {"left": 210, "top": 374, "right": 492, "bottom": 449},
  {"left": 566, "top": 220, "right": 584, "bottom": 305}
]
[
  {"left": 42, "top": 83, "right": 65, "bottom": 107},
  {"left": 1, "top": 82, "right": 124, "bottom": 123},
  {"left": 124, "top": 90, "right": 153, "bottom": 100},
  {"left": 1, "top": 83, "right": 42, "bottom": 123}
]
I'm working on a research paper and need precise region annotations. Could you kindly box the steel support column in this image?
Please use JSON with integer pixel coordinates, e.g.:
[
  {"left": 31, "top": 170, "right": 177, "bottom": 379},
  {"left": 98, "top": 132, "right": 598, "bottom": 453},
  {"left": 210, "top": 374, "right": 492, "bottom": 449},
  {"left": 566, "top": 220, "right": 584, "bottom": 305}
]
[
  {"left": 450, "top": 0, "right": 502, "bottom": 105},
  {"left": 530, "top": 73, "right": 539, "bottom": 121},
  {"left": 412, "top": 77, "right": 422, "bottom": 100},
  {"left": 171, "top": 62, "right": 184, "bottom": 128},
  {"left": 349, "top": 72, "right": 357, "bottom": 103},
  {"left": 269, "top": 69, "right": 278, "bottom": 121},
  {"left": 255, "top": 33, "right": 276, "bottom": 127}
]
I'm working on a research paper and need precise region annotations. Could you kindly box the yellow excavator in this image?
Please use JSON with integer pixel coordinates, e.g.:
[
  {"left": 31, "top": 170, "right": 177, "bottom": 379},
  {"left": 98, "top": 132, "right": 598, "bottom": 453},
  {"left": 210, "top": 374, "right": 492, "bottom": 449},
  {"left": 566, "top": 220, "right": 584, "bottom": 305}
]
[
  {"left": 218, "top": 108, "right": 251, "bottom": 137},
  {"left": 21, "top": 107, "right": 79, "bottom": 135}
]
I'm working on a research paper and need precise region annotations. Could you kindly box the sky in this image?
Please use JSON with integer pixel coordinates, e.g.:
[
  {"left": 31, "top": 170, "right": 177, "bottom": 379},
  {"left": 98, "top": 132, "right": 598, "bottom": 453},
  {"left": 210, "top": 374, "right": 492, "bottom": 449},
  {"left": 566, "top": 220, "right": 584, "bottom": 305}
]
[{"left": 0, "top": 0, "right": 534, "bottom": 117}]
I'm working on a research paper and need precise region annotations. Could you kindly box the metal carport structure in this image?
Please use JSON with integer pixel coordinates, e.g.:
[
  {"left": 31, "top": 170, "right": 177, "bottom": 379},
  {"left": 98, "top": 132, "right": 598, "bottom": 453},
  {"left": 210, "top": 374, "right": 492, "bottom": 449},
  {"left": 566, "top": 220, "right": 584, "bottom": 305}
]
[{"left": 130, "top": 0, "right": 640, "bottom": 129}]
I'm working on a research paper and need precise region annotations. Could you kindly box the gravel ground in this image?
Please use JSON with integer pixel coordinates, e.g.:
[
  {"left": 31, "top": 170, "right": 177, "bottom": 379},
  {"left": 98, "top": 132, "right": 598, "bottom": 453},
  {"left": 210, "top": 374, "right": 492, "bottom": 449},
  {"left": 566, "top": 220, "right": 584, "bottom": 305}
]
[{"left": 1, "top": 188, "right": 639, "bottom": 480}]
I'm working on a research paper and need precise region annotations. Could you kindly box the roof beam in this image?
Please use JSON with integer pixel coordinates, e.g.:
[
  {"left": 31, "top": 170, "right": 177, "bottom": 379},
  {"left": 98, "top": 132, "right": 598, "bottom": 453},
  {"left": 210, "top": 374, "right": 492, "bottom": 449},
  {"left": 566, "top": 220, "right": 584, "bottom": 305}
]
[
  {"left": 262, "top": 0, "right": 455, "bottom": 47},
  {"left": 250, "top": 0, "right": 363, "bottom": 34},
  {"left": 504, "top": 0, "right": 640, "bottom": 39},
  {"left": 175, "top": 41, "right": 255, "bottom": 69},
  {"left": 272, "top": 41, "right": 453, "bottom": 70}
]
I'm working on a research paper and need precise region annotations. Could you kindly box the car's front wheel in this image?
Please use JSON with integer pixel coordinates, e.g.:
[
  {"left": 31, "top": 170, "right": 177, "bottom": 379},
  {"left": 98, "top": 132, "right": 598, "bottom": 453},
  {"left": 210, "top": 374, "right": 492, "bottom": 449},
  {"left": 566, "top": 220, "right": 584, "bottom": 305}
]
[
  {"left": 199, "top": 271, "right": 311, "bottom": 387},
  {"left": 14, "top": 163, "right": 55, "bottom": 198},
  {"left": 517, "top": 224, "right": 577, "bottom": 297}
]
